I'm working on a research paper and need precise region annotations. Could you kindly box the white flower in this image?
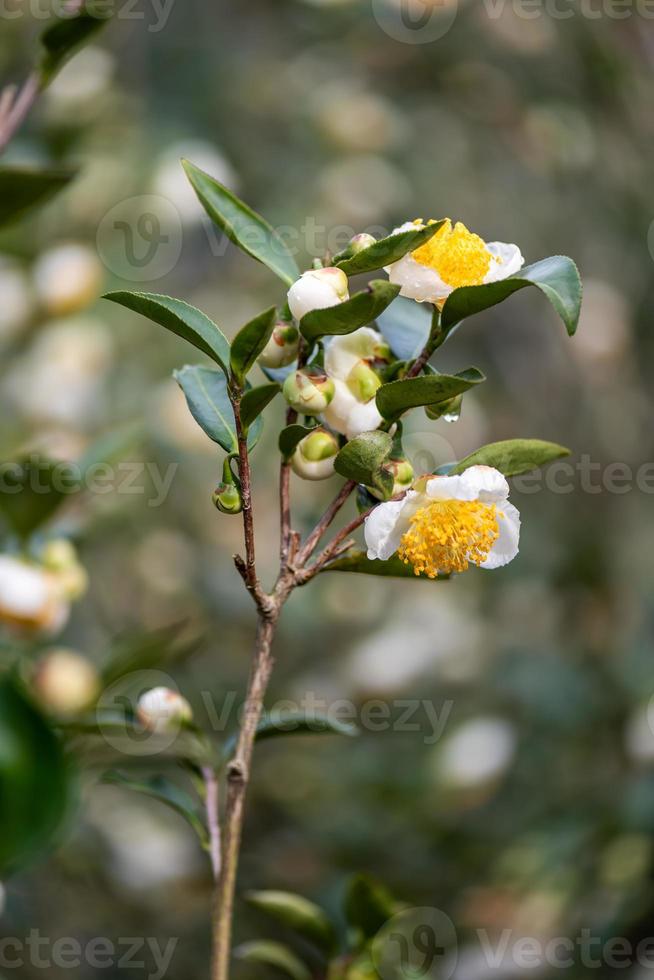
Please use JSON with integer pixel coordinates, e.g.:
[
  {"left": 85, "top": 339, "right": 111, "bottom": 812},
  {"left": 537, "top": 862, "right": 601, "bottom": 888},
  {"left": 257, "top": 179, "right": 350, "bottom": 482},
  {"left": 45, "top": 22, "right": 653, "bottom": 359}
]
[
  {"left": 33, "top": 244, "right": 104, "bottom": 316},
  {"left": 0, "top": 556, "right": 70, "bottom": 634},
  {"left": 34, "top": 649, "right": 100, "bottom": 714},
  {"left": 385, "top": 219, "right": 524, "bottom": 305},
  {"left": 321, "top": 327, "right": 389, "bottom": 439},
  {"left": 437, "top": 717, "right": 516, "bottom": 788},
  {"left": 257, "top": 323, "right": 300, "bottom": 369},
  {"left": 287, "top": 267, "right": 349, "bottom": 321},
  {"left": 364, "top": 465, "right": 520, "bottom": 578},
  {"left": 137, "top": 687, "right": 193, "bottom": 733}
]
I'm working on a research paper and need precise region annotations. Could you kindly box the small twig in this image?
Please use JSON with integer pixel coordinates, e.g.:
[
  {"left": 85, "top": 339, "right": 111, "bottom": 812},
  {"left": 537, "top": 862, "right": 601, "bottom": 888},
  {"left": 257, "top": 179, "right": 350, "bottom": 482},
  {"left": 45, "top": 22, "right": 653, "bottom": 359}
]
[
  {"left": 296, "top": 480, "right": 356, "bottom": 566},
  {"left": 0, "top": 73, "right": 40, "bottom": 156},
  {"left": 202, "top": 765, "right": 221, "bottom": 881}
]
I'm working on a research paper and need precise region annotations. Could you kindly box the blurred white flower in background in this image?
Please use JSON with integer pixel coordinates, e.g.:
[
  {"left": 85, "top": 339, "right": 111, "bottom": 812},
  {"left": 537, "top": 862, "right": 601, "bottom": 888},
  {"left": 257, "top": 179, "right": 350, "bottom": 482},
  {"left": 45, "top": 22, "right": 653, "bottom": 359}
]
[
  {"left": 435, "top": 717, "right": 517, "bottom": 789},
  {"left": 43, "top": 46, "right": 115, "bottom": 121},
  {"left": 0, "top": 556, "right": 70, "bottom": 634},
  {"left": 624, "top": 703, "right": 654, "bottom": 763},
  {"left": 33, "top": 649, "right": 100, "bottom": 715},
  {"left": 33, "top": 244, "right": 104, "bottom": 317},
  {"left": 152, "top": 140, "right": 237, "bottom": 225},
  {"left": 0, "top": 260, "right": 34, "bottom": 346}
]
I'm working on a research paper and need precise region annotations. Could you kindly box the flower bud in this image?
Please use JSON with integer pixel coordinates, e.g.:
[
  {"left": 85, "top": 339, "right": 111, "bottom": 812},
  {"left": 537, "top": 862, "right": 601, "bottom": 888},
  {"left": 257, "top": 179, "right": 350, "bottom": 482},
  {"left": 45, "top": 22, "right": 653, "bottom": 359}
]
[
  {"left": 137, "top": 687, "right": 193, "bottom": 733},
  {"left": 33, "top": 649, "right": 100, "bottom": 715},
  {"left": 283, "top": 367, "right": 335, "bottom": 415},
  {"left": 0, "top": 555, "right": 69, "bottom": 634},
  {"left": 33, "top": 243, "right": 103, "bottom": 317},
  {"left": 212, "top": 481, "right": 243, "bottom": 514},
  {"left": 370, "top": 458, "right": 415, "bottom": 500},
  {"left": 257, "top": 323, "right": 300, "bottom": 369},
  {"left": 287, "top": 267, "right": 349, "bottom": 321},
  {"left": 346, "top": 360, "right": 382, "bottom": 403},
  {"left": 291, "top": 428, "right": 339, "bottom": 481},
  {"left": 41, "top": 538, "right": 88, "bottom": 601}
]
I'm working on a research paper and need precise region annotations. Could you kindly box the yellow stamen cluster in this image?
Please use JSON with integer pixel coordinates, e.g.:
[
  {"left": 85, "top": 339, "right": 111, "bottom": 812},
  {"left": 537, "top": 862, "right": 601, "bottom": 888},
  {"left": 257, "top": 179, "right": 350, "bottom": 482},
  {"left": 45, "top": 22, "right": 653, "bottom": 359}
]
[
  {"left": 398, "top": 499, "right": 499, "bottom": 578},
  {"left": 411, "top": 219, "right": 495, "bottom": 288}
]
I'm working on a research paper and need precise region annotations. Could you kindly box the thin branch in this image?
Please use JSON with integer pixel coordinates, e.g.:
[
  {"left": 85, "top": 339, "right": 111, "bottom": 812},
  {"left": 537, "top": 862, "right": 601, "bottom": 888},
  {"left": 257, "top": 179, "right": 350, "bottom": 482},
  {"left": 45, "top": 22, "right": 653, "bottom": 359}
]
[
  {"left": 299, "top": 507, "right": 373, "bottom": 584},
  {"left": 202, "top": 765, "right": 221, "bottom": 881},
  {"left": 0, "top": 73, "right": 40, "bottom": 155},
  {"left": 296, "top": 480, "right": 356, "bottom": 567}
]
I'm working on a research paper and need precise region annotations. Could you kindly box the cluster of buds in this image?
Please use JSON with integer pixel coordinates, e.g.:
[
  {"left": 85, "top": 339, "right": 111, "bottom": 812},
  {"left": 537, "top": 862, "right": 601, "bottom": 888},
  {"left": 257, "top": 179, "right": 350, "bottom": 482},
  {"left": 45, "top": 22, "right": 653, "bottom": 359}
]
[{"left": 0, "top": 539, "right": 87, "bottom": 635}]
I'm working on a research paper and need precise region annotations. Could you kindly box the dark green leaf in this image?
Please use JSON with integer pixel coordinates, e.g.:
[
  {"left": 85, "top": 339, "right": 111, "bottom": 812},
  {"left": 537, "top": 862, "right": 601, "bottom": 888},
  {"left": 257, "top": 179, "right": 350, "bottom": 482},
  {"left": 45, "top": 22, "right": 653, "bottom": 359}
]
[
  {"left": 230, "top": 307, "right": 276, "bottom": 382},
  {"left": 104, "top": 292, "right": 230, "bottom": 374},
  {"left": 376, "top": 296, "right": 431, "bottom": 361},
  {"left": 174, "top": 366, "right": 263, "bottom": 452},
  {"left": 102, "top": 771, "right": 207, "bottom": 844},
  {"left": 278, "top": 424, "right": 316, "bottom": 459},
  {"left": 376, "top": 368, "right": 485, "bottom": 421},
  {"left": 246, "top": 891, "right": 337, "bottom": 954},
  {"left": 440, "top": 256, "right": 582, "bottom": 337},
  {"left": 39, "top": 2, "right": 110, "bottom": 85},
  {"left": 234, "top": 942, "right": 311, "bottom": 980},
  {"left": 222, "top": 710, "right": 358, "bottom": 763},
  {"left": 334, "top": 221, "right": 447, "bottom": 276},
  {"left": 345, "top": 875, "right": 397, "bottom": 941},
  {"left": 0, "top": 676, "right": 72, "bottom": 874},
  {"left": 0, "top": 167, "right": 75, "bottom": 227},
  {"left": 451, "top": 438, "right": 571, "bottom": 477},
  {"left": 323, "top": 550, "right": 449, "bottom": 581},
  {"left": 334, "top": 431, "right": 394, "bottom": 498},
  {"left": 425, "top": 393, "right": 463, "bottom": 422},
  {"left": 300, "top": 281, "right": 400, "bottom": 341},
  {"left": 182, "top": 160, "right": 299, "bottom": 286},
  {"left": 0, "top": 457, "right": 71, "bottom": 538},
  {"left": 241, "top": 383, "right": 281, "bottom": 430}
]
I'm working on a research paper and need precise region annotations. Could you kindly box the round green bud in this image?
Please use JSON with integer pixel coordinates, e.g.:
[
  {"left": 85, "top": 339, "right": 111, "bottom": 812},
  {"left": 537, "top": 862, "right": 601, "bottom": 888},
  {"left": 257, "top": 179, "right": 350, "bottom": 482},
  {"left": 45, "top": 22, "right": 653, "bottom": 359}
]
[
  {"left": 212, "top": 482, "right": 243, "bottom": 514},
  {"left": 258, "top": 324, "right": 300, "bottom": 369},
  {"left": 346, "top": 360, "right": 382, "bottom": 403},
  {"left": 283, "top": 368, "right": 335, "bottom": 415},
  {"left": 370, "top": 457, "right": 415, "bottom": 500},
  {"left": 291, "top": 428, "right": 339, "bottom": 481}
]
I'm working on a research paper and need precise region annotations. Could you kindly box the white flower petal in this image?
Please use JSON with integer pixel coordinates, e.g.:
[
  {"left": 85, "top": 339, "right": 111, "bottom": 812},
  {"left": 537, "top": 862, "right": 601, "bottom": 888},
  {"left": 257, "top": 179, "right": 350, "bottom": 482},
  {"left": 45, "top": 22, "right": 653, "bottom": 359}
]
[
  {"left": 385, "top": 252, "right": 451, "bottom": 304},
  {"left": 324, "top": 326, "right": 381, "bottom": 380},
  {"left": 481, "top": 501, "right": 521, "bottom": 569},
  {"left": 364, "top": 491, "right": 420, "bottom": 561},
  {"left": 460, "top": 465, "right": 510, "bottom": 504},
  {"left": 287, "top": 268, "right": 349, "bottom": 321},
  {"left": 425, "top": 473, "right": 479, "bottom": 502},
  {"left": 345, "top": 399, "right": 383, "bottom": 440},
  {"left": 484, "top": 242, "right": 524, "bottom": 283},
  {"left": 320, "top": 378, "right": 358, "bottom": 436}
]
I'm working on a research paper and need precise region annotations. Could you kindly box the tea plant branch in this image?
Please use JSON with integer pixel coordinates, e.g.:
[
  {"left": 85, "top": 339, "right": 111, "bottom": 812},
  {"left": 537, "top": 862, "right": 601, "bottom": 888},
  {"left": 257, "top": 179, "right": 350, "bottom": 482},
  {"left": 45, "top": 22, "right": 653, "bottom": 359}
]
[{"left": 296, "top": 479, "right": 357, "bottom": 566}]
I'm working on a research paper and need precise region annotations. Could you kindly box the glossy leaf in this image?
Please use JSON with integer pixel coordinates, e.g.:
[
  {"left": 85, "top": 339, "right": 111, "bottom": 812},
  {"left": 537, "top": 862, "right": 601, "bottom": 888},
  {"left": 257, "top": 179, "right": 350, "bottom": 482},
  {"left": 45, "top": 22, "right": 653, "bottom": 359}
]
[
  {"left": 174, "top": 365, "right": 237, "bottom": 452},
  {"left": 334, "top": 431, "right": 394, "bottom": 498},
  {"left": 323, "top": 550, "right": 449, "bottom": 581},
  {"left": 102, "top": 771, "right": 207, "bottom": 844},
  {"left": 246, "top": 890, "right": 337, "bottom": 954},
  {"left": 234, "top": 942, "right": 311, "bottom": 980},
  {"left": 440, "top": 256, "right": 582, "bottom": 336},
  {"left": 376, "top": 368, "right": 485, "bottom": 421},
  {"left": 300, "top": 281, "right": 400, "bottom": 341},
  {"left": 334, "top": 220, "right": 446, "bottom": 276},
  {"left": 104, "top": 292, "right": 230, "bottom": 374},
  {"left": 345, "top": 875, "right": 397, "bottom": 941},
  {"left": 278, "top": 423, "right": 316, "bottom": 459},
  {"left": 451, "top": 438, "right": 571, "bottom": 477},
  {"left": 182, "top": 160, "right": 299, "bottom": 286},
  {"left": 241, "top": 383, "right": 281, "bottom": 430},
  {"left": 376, "top": 296, "right": 431, "bottom": 361},
  {"left": 230, "top": 307, "right": 276, "bottom": 382},
  {"left": 425, "top": 393, "right": 463, "bottom": 422},
  {"left": 40, "top": 3, "right": 110, "bottom": 85},
  {"left": 0, "top": 167, "right": 75, "bottom": 227},
  {"left": 0, "top": 676, "right": 72, "bottom": 874}
]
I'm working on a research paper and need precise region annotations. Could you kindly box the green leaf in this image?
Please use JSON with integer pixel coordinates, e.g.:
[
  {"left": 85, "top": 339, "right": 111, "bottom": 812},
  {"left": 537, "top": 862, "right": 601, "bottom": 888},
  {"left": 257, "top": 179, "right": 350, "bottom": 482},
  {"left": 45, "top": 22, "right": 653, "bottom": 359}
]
[
  {"left": 345, "top": 875, "right": 397, "bottom": 941},
  {"left": 39, "top": 2, "right": 110, "bottom": 86},
  {"left": 376, "top": 368, "right": 485, "bottom": 421},
  {"left": 278, "top": 423, "right": 315, "bottom": 459},
  {"left": 376, "top": 296, "right": 431, "bottom": 361},
  {"left": 323, "top": 550, "right": 449, "bottom": 581},
  {"left": 102, "top": 771, "right": 207, "bottom": 844},
  {"left": 234, "top": 942, "right": 311, "bottom": 980},
  {"left": 440, "top": 256, "right": 582, "bottom": 337},
  {"left": 182, "top": 159, "right": 299, "bottom": 286},
  {"left": 425, "top": 393, "right": 463, "bottom": 422},
  {"left": 0, "top": 676, "right": 72, "bottom": 874},
  {"left": 101, "top": 622, "right": 199, "bottom": 686},
  {"left": 334, "top": 220, "right": 447, "bottom": 276},
  {"left": 0, "top": 457, "right": 71, "bottom": 539},
  {"left": 300, "top": 281, "right": 401, "bottom": 341},
  {"left": 222, "top": 710, "right": 358, "bottom": 763},
  {"left": 230, "top": 306, "right": 276, "bottom": 382},
  {"left": 246, "top": 891, "right": 337, "bottom": 954},
  {"left": 104, "top": 292, "right": 230, "bottom": 374},
  {"left": 334, "top": 431, "right": 394, "bottom": 498},
  {"left": 241, "top": 383, "right": 281, "bottom": 430},
  {"left": 174, "top": 366, "right": 263, "bottom": 452},
  {"left": 451, "top": 438, "right": 571, "bottom": 477},
  {"left": 0, "top": 167, "right": 75, "bottom": 227}
]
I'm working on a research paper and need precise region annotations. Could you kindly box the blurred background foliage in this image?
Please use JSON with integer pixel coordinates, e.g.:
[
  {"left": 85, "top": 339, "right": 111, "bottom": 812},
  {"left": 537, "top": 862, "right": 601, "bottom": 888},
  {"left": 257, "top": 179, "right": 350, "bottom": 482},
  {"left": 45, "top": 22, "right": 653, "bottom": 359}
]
[{"left": 1, "top": 0, "right": 654, "bottom": 977}]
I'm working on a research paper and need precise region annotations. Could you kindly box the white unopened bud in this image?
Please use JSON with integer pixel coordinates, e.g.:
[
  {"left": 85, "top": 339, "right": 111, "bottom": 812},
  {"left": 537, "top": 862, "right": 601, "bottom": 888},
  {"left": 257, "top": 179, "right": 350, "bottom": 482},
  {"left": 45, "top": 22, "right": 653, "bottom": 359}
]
[
  {"left": 291, "top": 429, "right": 339, "bottom": 481},
  {"left": 34, "top": 649, "right": 100, "bottom": 714},
  {"left": 346, "top": 360, "right": 382, "bottom": 403},
  {"left": 257, "top": 323, "right": 300, "bottom": 369},
  {"left": 287, "top": 267, "right": 349, "bottom": 321},
  {"left": 283, "top": 368, "right": 335, "bottom": 415},
  {"left": 137, "top": 687, "right": 193, "bottom": 733},
  {"left": 34, "top": 244, "right": 103, "bottom": 317},
  {"left": 0, "top": 555, "right": 69, "bottom": 634}
]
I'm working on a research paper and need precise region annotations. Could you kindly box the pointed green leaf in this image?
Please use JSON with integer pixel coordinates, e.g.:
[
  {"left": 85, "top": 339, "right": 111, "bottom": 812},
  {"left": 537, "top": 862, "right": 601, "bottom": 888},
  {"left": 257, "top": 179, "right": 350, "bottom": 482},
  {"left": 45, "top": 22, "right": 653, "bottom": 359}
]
[
  {"left": 376, "top": 368, "right": 485, "bottom": 421},
  {"left": 174, "top": 365, "right": 237, "bottom": 452},
  {"left": 323, "top": 550, "right": 449, "bottom": 580},
  {"left": 241, "top": 383, "right": 281, "bottom": 430},
  {"left": 376, "top": 296, "right": 431, "bottom": 361},
  {"left": 278, "top": 423, "right": 316, "bottom": 459},
  {"left": 39, "top": 2, "right": 110, "bottom": 85},
  {"left": 300, "top": 280, "right": 401, "bottom": 341},
  {"left": 182, "top": 159, "right": 299, "bottom": 286},
  {"left": 334, "top": 220, "right": 447, "bottom": 276},
  {"left": 246, "top": 891, "right": 337, "bottom": 954},
  {"left": 102, "top": 771, "right": 207, "bottom": 844},
  {"left": 334, "top": 431, "right": 394, "bottom": 497},
  {"left": 440, "top": 255, "right": 582, "bottom": 336},
  {"left": 0, "top": 167, "right": 75, "bottom": 227},
  {"left": 0, "top": 677, "right": 72, "bottom": 874},
  {"left": 235, "top": 942, "right": 311, "bottom": 980},
  {"left": 104, "top": 292, "right": 230, "bottom": 374},
  {"left": 345, "top": 875, "right": 397, "bottom": 941},
  {"left": 230, "top": 306, "right": 276, "bottom": 382},
  {"left": 222, "top": 710, "right": 358, "bottom": 764},
  {"left": 451, "top": 438, "right": 570, "bottom": 477}
]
